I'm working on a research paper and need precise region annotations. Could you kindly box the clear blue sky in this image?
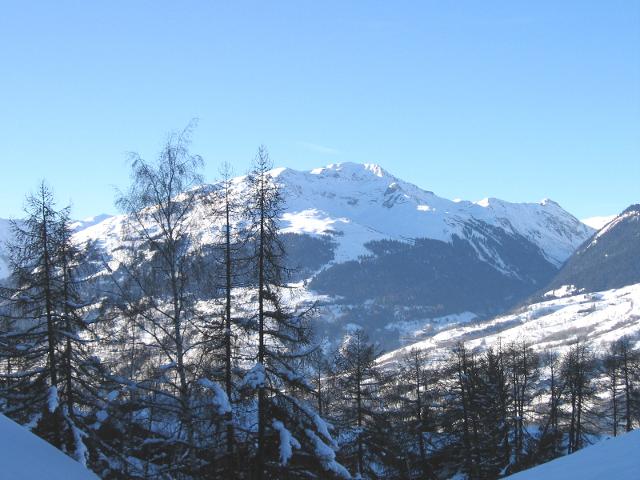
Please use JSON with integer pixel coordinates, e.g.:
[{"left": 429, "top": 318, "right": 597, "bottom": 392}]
[{"left": 1, "top": 1, "right": 638, "bottom": 220}]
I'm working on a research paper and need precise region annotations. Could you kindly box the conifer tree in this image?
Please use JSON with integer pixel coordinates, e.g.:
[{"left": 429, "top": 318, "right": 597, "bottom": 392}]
[
  {"left": 561, "top": 341, "right": 596, "bottom": 453},
  {"left": 506, "top": 340, "right": 539, "bottom": 467},
  {"left": 243, "top": 146, "right": 348, "bottom": 479},
  {"left": 534, "top": 349, "right": 564, "bottom": 464},
  {"left": 393, "top": 348, "right": 438, "bottom": 479},
  {"left": 0, "top": 183, "right": 110, "bottom": 471},
  {"left": 331, "top": 328, "right": 385, "bottom": 478}
]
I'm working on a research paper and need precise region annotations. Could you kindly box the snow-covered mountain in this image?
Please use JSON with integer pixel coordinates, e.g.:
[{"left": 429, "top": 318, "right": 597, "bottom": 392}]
[
  {"left": 0, "top": 163, "right": 595, "bottom": 348},
  {"left": 378, "top": 203, "right": 640, "bottom": 371},
  {"left": 69, "top": 213, "right": 113, "bottom": 232},
  {"left": 271, "top": 163, "right": 593, "bottom": 346},
  {"left": 273, "top": 163, "right": 591, "bottom": 268},
  {"left": 0, "top": 217, "right": 16, "bottom": 279},
  {"left": 582, "top": 214, "right": 616, "bottom": 230},
  {"left": 544, "top": 204, "right": 640, "bottom": 295}
]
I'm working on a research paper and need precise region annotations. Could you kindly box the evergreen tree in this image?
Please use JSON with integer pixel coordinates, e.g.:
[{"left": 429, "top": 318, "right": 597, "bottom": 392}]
[
  {"left": 0, "top": 183, "right": 111, "bottom": 472},
  {"left": 560, "top": 341, "right": 596, "bottom": 453},
  {"left": 392, "top": 348, "right": 439, "bottom": 479},
  {"left": 479, "top": 347, "right": 511, "bottom": 476},
  {"left": 442, "top": 343, "right": 481, "bottom": 479},
  {"left": 213, "top": 161, "right": 244, "bottom": 473},
  {"left": 534, "top": 349, "right": 564, "bottom": 464},
  {"left": 505, "top": 340, "right": 539, "bottom": 469},
  {"left": 242, "top": 146, "right": 348, "bottom": 479},
  {"left": 614, "top": 336, "right": 639, "bottom": 432},
  {"left": 331, "top": 328, "right": 387, "bottom": 479}
]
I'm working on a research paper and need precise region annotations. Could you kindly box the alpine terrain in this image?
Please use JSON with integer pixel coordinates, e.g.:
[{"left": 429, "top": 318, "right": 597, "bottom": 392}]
[{"left": 0, "top": 162, "right": 594, "bottom": 349}]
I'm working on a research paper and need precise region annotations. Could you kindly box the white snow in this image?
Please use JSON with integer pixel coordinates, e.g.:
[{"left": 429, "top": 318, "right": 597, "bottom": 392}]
[
  {"left": 197, "top": 378, "right": 232, "bottom": 415},
  {"left": 0, "top": 162, "right": 593, "bottom": 280},
  {"left": 47, "top": 385, "right": 59, "bottom": 413},
  {"left": 239, "top": 363, "right": 266, "bottom": 390},
  {"left": 305, "top": 429, "right": 351, "bottom": 479},
  {"left": 272, "top": 419, "right": 300, "bottom": 465},
  {"left": 543, "top": 284, "right": 579, "bottom": 298},
  {"left": 70, "top": 422, "right": 89, "bottom": 466},
  {"left": 506, "top": 429, "right": 640, "bottom": 480},
  {"left": 581, "top": 214, "right": 616, "bottom": 230},
  {"left": 0, "top": 413, "right": 99, "bottom": 479},
  {"left": 0, "top": 217, "right": 15, "bottom": 278},
  {"left": 585, "top": 208, "right": 639, "bottom": 250},
  {"left": 384, "top": 311, "right": 477, "bottom": 341},
  {"left": 271, "top": 163, "right": 592, "bottom": 267},
  {"left": 380, "top": 283, "right": 640, "bottom": 365},
  {"left": 69, "top": 213, "right": 113, "bottom": 232}
]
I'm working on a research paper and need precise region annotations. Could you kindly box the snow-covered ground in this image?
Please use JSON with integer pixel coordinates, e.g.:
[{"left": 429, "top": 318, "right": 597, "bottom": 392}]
[
  {"left": 380, "top": 283, "right": 640, "bottom": 365},
  {"left": 505, "top": 429, "right": 640, "bottom": 480},
  {"left": 0, "top": 414, "right": 98, "bottom": 479},
  {"left": 383, "top": 311, "right": 478, "bottom": 341}
]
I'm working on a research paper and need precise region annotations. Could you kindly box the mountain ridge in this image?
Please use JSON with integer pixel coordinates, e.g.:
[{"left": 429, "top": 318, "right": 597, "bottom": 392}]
[
  {"left": 541, "top": 204, "right": 640, "bottom": 295},
  {"left": 0, "top": 162, "right": 596, "bottom": 348}
]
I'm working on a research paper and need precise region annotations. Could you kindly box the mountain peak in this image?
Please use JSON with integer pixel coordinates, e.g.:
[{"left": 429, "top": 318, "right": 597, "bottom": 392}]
[
  {"left": 70, "top": 213, "right": 113, "bottom": 232},
  {"left": 621, "top": 204, "right": 640, "bottom": 216},
  {"left": 309, "top": 162, "right": 390, "bottom": 179},
  {"left": 540, "top": 198, "right": 560, "bottom": 207}
]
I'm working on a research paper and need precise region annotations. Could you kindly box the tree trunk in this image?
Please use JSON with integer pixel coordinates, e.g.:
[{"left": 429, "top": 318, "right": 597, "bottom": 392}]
[
  {"left": 256, "top": 175, "right": 266, "bottom": 480},
  {"left": 224, "top": 191, "right": 235, "bottom": 468}
]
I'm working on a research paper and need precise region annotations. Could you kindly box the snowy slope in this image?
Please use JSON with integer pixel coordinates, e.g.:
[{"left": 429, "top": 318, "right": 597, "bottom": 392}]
[
  {"left": 0, "top": 215, "right": 113, "bottom": 281},
  {"left": 57, "top": 163, "right": 596, "bottom": 348},
  {"left": 505, "top": 429, "right": 640, "bottom": 480},
  {"left": 271, "top": 163, "right": 591, "bottom": 267},
  {"left": 0, "top": 414, "right": 98, "bottom": 479},
  {"left": 69, "top": 213, "right": 113, "bottom": 232},
  {"left": 379, "top": 282, "right": 640, "bottom": 365},
  {"left": 582, "top": 214, "right": 616, "bottom": 230}
]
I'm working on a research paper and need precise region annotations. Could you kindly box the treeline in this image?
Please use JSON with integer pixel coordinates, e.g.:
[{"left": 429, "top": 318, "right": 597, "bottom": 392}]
[
  {"left": 0, "top": 126, "right": 638, "bottom": 479},
  {"left": 315, "top": 330, "right": 640, "bottom": 479}
]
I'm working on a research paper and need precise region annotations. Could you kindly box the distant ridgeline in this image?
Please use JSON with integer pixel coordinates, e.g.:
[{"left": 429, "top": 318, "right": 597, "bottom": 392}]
[{"left": 539, "top": 204, "right": 640, "bottom": 298}]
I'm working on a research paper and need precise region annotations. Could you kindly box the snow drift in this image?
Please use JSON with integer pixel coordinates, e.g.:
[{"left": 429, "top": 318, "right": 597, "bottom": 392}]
[
  {"left": 0, "top": 414, "right": 98, "bottom": 479},
  {"left": 506, "top": 429, "right": 640, "bottom": 480}
]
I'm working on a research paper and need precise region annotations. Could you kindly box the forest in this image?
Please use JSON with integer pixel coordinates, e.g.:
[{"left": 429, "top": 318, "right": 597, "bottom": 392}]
[{"left": 1, "top": 129, "right": 638, "bottom": 480}]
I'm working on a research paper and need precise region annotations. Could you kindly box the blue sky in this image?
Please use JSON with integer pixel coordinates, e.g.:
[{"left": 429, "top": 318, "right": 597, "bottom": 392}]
[{"left": 1, "top": 1, "right": 638, "bottom": 220}]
